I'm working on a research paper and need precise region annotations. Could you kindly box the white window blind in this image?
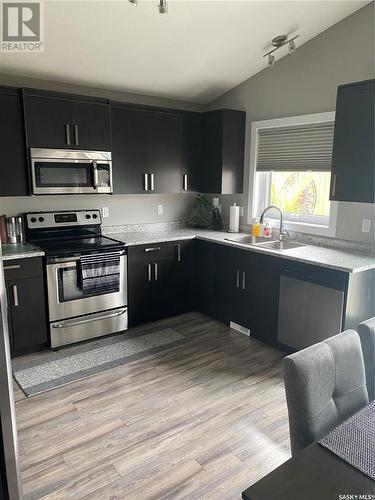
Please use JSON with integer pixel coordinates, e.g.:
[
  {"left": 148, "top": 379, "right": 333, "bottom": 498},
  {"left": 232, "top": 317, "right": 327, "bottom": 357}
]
[{"left": 256, "top": 122, "right": 334, "bottom": 172}]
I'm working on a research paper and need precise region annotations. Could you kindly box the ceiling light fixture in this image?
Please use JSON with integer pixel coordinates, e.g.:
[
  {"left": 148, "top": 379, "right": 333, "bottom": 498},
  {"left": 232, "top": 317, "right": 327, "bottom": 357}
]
[
  {"left": 158, "top": 0, "right": 168, "bottom": 15},
  {"left": 128, "top": 0, "right": 138, "bottom": 4},
  {"left": 263, "top": 34, "right": 299, "bottom": 68}
]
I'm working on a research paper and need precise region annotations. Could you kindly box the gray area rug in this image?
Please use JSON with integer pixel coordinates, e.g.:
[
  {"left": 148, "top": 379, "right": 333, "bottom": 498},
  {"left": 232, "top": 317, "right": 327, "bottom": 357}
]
[{"left": 13, "top": 328, "right": 186, "bottom": 397}]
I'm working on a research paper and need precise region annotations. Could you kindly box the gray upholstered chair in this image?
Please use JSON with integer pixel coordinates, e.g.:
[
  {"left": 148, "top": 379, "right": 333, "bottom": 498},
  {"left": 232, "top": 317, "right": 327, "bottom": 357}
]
[
  {"left": 283, "top": 330, "right": 369, "bottom": 455},
  {"left": 358, "top": 317, "right": 375, "bottom": 401}
]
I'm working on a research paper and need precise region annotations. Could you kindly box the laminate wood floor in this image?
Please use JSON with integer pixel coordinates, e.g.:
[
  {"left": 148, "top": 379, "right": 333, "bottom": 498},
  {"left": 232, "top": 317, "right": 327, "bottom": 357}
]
[{"left": 14, "top": 312, "right": 291, "bottom": 500}]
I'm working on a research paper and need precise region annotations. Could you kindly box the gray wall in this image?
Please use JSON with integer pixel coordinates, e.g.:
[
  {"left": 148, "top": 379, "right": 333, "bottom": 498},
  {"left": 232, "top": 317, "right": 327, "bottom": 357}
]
[
  {"left": 209, "top": 2, "right": 375, "bottom": 244},
  {"left": 0, "top": 194, "right": 195, "bottom": 227}
]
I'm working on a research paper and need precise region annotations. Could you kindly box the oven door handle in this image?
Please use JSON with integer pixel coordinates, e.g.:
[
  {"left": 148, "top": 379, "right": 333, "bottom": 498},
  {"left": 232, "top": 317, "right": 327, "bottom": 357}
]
[{"left": 52, "top": 308, "right": 127, "bottom": 329}]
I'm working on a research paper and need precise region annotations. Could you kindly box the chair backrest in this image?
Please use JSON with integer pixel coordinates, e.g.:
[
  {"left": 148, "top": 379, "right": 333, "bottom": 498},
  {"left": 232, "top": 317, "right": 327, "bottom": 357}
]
[
  {"left": 283, "top": 330, "right": 369, "bottom": 455},
  {"left": 358, "top": 317, "right": 375, "bottom": 401}
]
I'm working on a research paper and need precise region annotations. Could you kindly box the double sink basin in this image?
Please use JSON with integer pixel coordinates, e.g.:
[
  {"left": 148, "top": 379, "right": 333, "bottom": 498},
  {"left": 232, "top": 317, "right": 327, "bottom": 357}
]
[{"left": 225, "top": 235, "right": 306, "bottom": 251}]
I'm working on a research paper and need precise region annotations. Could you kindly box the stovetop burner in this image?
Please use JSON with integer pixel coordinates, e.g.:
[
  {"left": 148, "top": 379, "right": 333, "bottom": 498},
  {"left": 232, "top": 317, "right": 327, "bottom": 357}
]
[{"left": 25, "top": 209, "right": 126, "bottom": 257}]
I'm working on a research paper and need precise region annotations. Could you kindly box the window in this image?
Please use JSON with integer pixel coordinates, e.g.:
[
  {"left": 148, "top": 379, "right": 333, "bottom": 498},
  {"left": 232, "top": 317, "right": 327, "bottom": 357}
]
[{"left": 249, "top": 112, "right": 338, "bottom": 237}]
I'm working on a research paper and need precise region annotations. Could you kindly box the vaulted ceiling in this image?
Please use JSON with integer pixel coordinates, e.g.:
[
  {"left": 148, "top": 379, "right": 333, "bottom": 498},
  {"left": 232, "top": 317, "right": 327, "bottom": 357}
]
[{"left": 0, "top": 0, "right": 369, "bottom": 103}]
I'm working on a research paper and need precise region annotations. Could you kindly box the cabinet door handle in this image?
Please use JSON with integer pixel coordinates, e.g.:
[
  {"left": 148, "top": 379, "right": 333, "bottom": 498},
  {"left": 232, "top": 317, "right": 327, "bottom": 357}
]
[
  {"left": 3, "top": 264, "right": 20, "bottom": 270},
  {"left": 147, "top": 263, "right": 152, "bottom": 282},
  {"left": 154, "top": 262, "right": 158, "bottom": 281},
  {"left": 143, "top": 173, "right": 149, "bottom": 191},
  {"left": 144, "top": 247, "right": 161, "bottom": 253},
  {"left": 12, "top": 285, "right": 19, "bottom": 307},
  {"left": 331, "top": 174, "right": 337, "bottom": 198},
  {"left": 65, "top": 124, "right": 71, "bottom": 145},
  {"left": 242, "top": 271, "right": 246, "bottom": 290},
  {"left": 236, "top": 270, "right": 240, "bottom": 288},
  {"left": 177, "top": 244, "right": 181, "bottom": 262},
  {"left": 183, "top": 174, "right": 188, "bottom": 191},
  {"left": 150, "top": 173, "right": 155, "bottom": 191},
  {"left": 73, "top": 124, "right": 79, "bottom": 146}
]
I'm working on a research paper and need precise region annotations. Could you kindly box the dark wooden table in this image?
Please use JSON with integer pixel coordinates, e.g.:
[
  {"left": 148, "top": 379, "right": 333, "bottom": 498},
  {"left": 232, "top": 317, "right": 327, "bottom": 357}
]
[{"left": 242, "top": 441, "right": 374, "bottom": 500}]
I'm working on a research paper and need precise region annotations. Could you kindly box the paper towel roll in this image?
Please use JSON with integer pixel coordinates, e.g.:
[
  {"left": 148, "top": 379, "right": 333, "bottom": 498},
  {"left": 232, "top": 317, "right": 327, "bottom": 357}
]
[{"left": 228, "top": 203, "right": 240, "bottom": 233}]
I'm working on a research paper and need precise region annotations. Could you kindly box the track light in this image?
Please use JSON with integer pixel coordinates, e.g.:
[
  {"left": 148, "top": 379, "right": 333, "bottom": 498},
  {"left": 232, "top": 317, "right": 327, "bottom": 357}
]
[
  {"left": 267, "top": 54, "right": 275, "bottom": 67},
  {"left": 158, "top": 0, "right": 168, "bottom": 15},
  {"left": 263, "top": 34, "right": 299, "bottom": 68},
  {"left": 128, "top": 0, "right": 138, "bottom": 4}
]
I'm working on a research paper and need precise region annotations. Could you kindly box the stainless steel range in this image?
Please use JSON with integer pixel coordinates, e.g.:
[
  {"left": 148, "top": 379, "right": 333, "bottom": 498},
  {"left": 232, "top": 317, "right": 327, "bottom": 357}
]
[{"left": 26, "top": 210, "right": 127, "bottom": 348}]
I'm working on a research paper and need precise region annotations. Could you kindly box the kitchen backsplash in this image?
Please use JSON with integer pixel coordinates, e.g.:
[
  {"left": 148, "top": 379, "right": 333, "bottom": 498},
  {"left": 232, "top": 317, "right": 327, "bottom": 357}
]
[{"left": 0, "top": 194, "right": 195, "bottom": 227}]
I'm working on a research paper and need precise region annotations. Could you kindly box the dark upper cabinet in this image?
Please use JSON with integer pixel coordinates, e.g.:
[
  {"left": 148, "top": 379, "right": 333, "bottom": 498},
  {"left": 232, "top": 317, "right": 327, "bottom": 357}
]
[
  {"left": 23, "top": 89, "right": 111, "bottom": 151},
  {"left": 70, "top": 101, "right": 111, "bottom": 151},
  {"left": 111, "top": 104, "right": 182, "bottom": 194},
  {"left": 112, "top": 106, "right": 150, "bottom": 194},
  {"left": 201, "top": 109, "right": 246, "bottom": 194},
  {"left": 148, "top": 111, "right": 182, "bottom": 194},
  {"left": 4, "top": 257, "right": 48, "bottom": 356},
  {"left": 0, "top": 86, "right": 28, "bottom": 196},
  {"left": 330, "top": 79, "right": 374, "bottom": 203},
  {"left": 181, "top": 113, "right": 202, "bottom": 192}
]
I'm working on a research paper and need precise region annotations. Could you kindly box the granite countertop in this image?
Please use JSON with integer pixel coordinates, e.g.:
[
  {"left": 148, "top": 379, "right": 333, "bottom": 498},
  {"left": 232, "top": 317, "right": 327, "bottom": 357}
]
[
  {"left": 111, "top": 229, "right": 375, "bottom": 274},
  {"left": 1, "top": 243, "right": 45, "bottom": 261}
]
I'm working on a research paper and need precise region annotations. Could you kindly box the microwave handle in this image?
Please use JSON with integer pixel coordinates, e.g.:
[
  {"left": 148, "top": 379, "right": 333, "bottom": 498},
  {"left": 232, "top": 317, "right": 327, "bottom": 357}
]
[{"left": 92, "top": 161, "right": 99, "bottom": 189}]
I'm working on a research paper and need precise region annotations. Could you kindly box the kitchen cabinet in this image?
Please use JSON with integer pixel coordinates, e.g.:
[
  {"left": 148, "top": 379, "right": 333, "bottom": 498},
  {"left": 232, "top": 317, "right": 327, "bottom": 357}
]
[
  {"left": 23, "top": 89, "right": 111, "bottom": 151},
  {"left": 111, "top": 104, "right": 182, "bottom": 194},
  {"left": 181, "top": 113, "right": 202, "bottom": 192},
  {"left": 148, "top": 111, "right": 182, "bottom": 194},
  {"left": 193, "top": 240, "right": 213, "bottom": 316},
  {"left": 128, "top": 240, "right": 193, "bottom": 327},
  {"left": 330, "top": 79, "right": 374, "bottom": 203},
  {"left": 112, "top": 106, "right": 150, "bottom": 194},
  {"left": 3, "top": 258, "right": 48, "bottom": 356},
  {"left": 201, "top": 109, "right": 246, "bottom": 194},
  {"left": 0, "top": 86, "right": 29, "bottom": 196},
  {"left": 210, "top": 244, "right": 279, "bottom": 345}
]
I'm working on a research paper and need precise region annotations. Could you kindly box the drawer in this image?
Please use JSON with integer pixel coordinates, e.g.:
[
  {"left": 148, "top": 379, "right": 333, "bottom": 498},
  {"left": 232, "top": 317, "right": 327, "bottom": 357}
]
[
  {"left": 3, "top": 257, "right": 44, "bottom": 281},
  {"left": 128, "top": 241, "right": 177, "bottom": 263}
]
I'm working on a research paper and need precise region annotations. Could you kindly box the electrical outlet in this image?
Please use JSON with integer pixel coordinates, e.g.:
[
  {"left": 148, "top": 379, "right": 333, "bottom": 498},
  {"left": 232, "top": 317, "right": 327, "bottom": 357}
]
[
  {"left": 157, "top": 204, "right": 163, "bottom": 216},
  {"left": 362, "top": 219, "right": 371, "bottom": 233},
  {"left": 102, "top": 207, "right": 109, "bottom": 218},
  {"left": 239, "top": 206, "right": 244, "bottom": 217}
]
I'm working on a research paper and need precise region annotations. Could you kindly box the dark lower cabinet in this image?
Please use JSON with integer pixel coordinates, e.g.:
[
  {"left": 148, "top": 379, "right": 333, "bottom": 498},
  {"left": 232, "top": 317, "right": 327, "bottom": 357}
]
[
  {"left": 210, "top": 244, "right": 279, "bottom": 345},
  {"left": 330, "top": 79, "right": 374, "bottom": 203},
  {"left": 128, "top": 241, "right": 193, "bottom": 327},
  {"left": 0, "top": 87, "right": 28, "bottom": 196},
  {"left": 4, "top": 258, "right": 48, "bottom": 356}
]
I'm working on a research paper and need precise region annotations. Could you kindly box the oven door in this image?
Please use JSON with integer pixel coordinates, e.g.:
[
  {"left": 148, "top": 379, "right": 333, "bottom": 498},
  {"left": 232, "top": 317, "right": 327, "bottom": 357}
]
[
  {"left": 46, "top": 254, "right": 127, "bottom": 321},
  {"left": 31, "top": 158, "right": 112, "bottom": 195}
]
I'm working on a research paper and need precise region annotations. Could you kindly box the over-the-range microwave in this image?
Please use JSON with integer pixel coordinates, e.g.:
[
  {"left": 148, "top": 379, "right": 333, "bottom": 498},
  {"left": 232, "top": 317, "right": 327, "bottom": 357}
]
[{"left": 30, "top": 148, "right": 113, "bottom": 195}]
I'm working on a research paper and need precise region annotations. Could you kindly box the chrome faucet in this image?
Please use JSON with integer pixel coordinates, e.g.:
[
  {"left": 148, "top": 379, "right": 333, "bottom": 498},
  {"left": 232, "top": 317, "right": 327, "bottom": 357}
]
[{"left": 259, "top": 205, "right": 289, "bottom": 242}]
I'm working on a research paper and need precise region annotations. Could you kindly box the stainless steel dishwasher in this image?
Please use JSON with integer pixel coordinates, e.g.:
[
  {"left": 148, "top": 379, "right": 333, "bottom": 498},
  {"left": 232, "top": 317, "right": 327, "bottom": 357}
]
[{"left": 277, "top": 263, "right": 346, "bottom": 351}]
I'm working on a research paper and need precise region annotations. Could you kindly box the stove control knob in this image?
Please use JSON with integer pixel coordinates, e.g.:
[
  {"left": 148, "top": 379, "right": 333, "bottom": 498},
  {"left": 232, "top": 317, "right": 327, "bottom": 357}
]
[
  {"left": 92, "top": 213, "right": 98, "bottom": 219},
  {"left": 30, "top": 217, "right": 37, "bottom": 223},
  {"left": 85, "top": 214, "right": 91, "bottom": 219},
  {"left": 39, "top": 217, "right": 45, "bottom": 223}
]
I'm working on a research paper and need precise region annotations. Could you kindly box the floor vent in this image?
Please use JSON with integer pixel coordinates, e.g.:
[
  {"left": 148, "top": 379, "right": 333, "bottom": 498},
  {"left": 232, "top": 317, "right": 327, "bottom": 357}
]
[{"left": 230, "top": 321, "right": 250, "bottom": 337}]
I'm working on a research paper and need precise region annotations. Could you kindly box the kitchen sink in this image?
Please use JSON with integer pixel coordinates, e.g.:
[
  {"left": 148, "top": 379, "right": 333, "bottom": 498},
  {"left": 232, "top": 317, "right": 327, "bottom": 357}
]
[
  {"left": 225, "top": 235, "right": 306, "bottom": 251},
  {"left": 225, "top": 235, "right": 273, "bottom": 245},
  {"left": 254, "top": 240, "right": 306, "bottom": 250}
]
